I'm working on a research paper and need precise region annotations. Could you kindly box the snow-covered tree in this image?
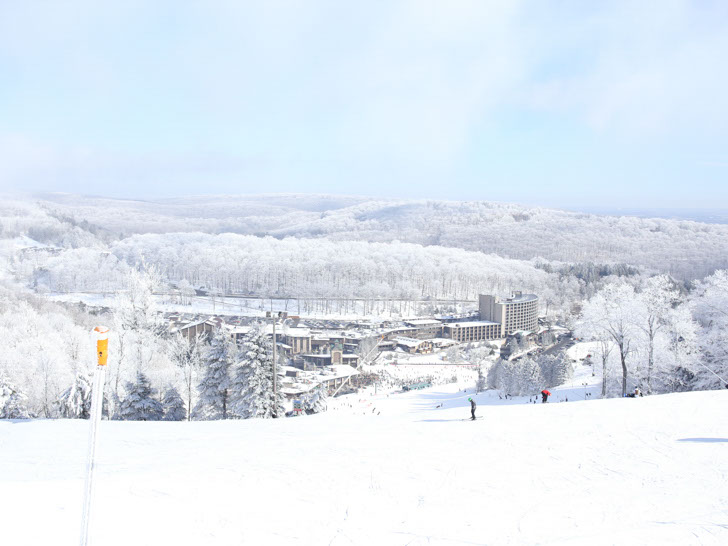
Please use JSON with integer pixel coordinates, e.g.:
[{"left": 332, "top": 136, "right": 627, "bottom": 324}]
[
  {"left": 111, "top": 267, "right": 168, "bottom": 404},
  {"left": 475, "top": 366, "right": 487, "bottom": 393},
  {"left": 537, "top": 354, "right": 572, "bottom": 389},
  {"left": 487, "top": 358, "right": 542, "bottom": 396},
  {"left": 0, "top": 374, "right": 31, "bottom": 419},
  {"left": 634, "top": 275, "right": 679, "bottom": 394},
  {"left": 578, "top": 282, "right": 639, "bottom": 397},
  {"left": 517, "top": 357, "right": 544, "bottom": 395},
  {"left": 593, "top": 335, "right": 615, "bottom": 398},
  {"left": 193, "top": 328, "right": 236, "bottom": 420},
  {"left": 162, "top": 387, "right": 186, "bottom": 421},
  {"left": 303, "top": 384, "right": 328, "bottom": 415},
  {"left": 57, "top": 373, "right": 92, "bottom": 419},
  {"left": 660, "top": 303, "right": 699, "bottom": 392},
  {"left": 231, "top": 328, "right": 284, "bottom": 419},
  {"left": 178, "top": 279, "right": 195, "bottom": 305},
  {"left": 690, "top": 270, "right": 728, "bottom": 390},
  {"left": 118, "top": 371, "right": 164, "bottom": 421},
  {"left": 168, "top": 333, "right": 204, "bottom": 421}
]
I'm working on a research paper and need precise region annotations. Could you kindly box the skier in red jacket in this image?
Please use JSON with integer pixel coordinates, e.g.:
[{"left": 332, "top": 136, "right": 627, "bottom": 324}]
[{"left": 541, "top": 389, "right": 551, "bottom": 403}]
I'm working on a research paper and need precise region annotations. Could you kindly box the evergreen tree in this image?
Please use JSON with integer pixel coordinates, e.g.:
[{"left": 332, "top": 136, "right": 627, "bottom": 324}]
[
  {"left": 231, "top": 329, "right": 285, "bottom": 419},
  {"left": 118, "top": 371, "right": 164, "bottom": 421},
  {"left": 303, "top": 384, "right": 328, "bottom": 414},
  {"left": 0, "top": 374, "right": 31, "bottom": 419},
  {"left": 193, "top": 328, "right": 236, "bottom": 420},
  {"left": 475, "top": 366, "right": 487, "bottom": 393},
  {"left": 552, "top": 356, "right": 574, "bottom": 387},
  {"left": 517, "top": 357, "right": 544, "bottom": 395},
  {"left": 162, "top": 387, "right": 186, "bottom": 421},
  {"left": 538, "top": 354, "right": 573, "bottom": 388},
  {"left": 57, "top": 372, "right": 92, "bottom": 419},
  {"left": 168, "top": 333, "right": 204, "bottom": 420},
  {"left": 487, "top": 358, "right": 505, "bottom": 390}
]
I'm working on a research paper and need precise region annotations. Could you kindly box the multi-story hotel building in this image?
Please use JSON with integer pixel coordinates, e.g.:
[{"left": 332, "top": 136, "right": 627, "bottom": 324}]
[
  {"left": 443, "top": 321, "right": 502, "bottom": 342},
  {"left": 442, "top": 292, "right": 539, "bottom": 343},
  {"left": 479, "top": 291, "right": 539, "bottom": 337}
]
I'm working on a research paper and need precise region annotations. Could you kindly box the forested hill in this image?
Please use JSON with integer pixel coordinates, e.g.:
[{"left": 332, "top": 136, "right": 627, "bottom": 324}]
[{"left": 30, "top": 193, "right": 728, "bottom": 280}]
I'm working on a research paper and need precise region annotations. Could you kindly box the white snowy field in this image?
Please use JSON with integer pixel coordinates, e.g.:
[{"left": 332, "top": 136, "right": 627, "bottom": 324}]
[
  {"left": 46, "top": 291, "right": 468, "bottom": 320},
  {"left": 2, "top": 387, "right": 727, "bottom": 546}
]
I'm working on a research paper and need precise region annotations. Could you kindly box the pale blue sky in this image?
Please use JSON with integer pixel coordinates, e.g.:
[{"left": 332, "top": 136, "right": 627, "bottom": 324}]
[{"left": 1, "top": 1, "right": 726, "bottom": 209}]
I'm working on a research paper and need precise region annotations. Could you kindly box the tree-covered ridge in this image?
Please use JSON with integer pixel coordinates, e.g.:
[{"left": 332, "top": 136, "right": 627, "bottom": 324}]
[{"left": 17, "top": 194, "right": 728, "bottom": 280}]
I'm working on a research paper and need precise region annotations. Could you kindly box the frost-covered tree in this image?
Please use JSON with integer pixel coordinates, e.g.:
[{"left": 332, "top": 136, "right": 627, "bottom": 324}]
[
  {"left": 446, "top": 345, "right": 462, "bottom": 363},
  {"left": 162, "top": 387, "right": 186, "bottom": 421},
  {"left": 231, "top": 329, "right": 284, "bottom": 419},
  {"left": 487, "top": 358, "right": 542, "bottom": 396},
  {"left": 659, "top": 304, "right": 699, "bottom": 392},
  {"left": 111, "top": 267, "right": 168, "bottom": 404},
  {"left": 537, "top": 354, "right": 572, "bottom": 389},
  {"left": 57, "top": 373, "right": 92, "bottom": 419},
  {"left": 357, "top": 336, "right": 381, "bottom": 364},
  {"left": 580, "top": 276, "right": 700, "bottom": 395},
  {"left": 193, "top": 328, "right": 236, "bottom": 420},
  {"left": 475, "top": 367, "right": 487, "bottom": 393},
  {"left": 178, "top": 279, "right": 195, "bottom": 305},
  {"left": 594, "top": 335, "right": 615, "bottom": 398},
  {"left": 303, "top": 384, "right": 328, "bottom": 415},
  {"left": 578, "top": 282, "right": 639, "bottom": 397},
  {"left": 118, "top": 371, "right": 164, "bottom": 421},
  {"left": 517, "top": 357, "right": 544, "bottom": 395},
  {"left": 690, "top": 270, "right": 728, "bottom": 390},
  {"left": 168, "top": 333, "right": 204, "bottom": 420},
  {"left": 0, "top": 374, "right": 31, "bottom": 419},
  {"left": 634, "top": 275, "right": 679, "bottom": 394}
]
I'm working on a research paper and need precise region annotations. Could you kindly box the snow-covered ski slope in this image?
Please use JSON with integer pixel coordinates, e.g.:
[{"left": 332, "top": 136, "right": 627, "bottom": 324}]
[{"left": 2, "top": 387, "right": 727, "bottom": 545}]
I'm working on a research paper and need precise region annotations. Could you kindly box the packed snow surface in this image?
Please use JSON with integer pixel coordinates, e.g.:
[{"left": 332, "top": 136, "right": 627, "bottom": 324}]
[{"left": 2, "top": 386, "right": 727, "bottom": 545}]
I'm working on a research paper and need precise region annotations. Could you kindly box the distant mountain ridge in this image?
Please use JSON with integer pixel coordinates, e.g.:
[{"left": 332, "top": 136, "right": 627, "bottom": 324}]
[{"left": 28, "top": 193, "right": 728, "bottom": 280}]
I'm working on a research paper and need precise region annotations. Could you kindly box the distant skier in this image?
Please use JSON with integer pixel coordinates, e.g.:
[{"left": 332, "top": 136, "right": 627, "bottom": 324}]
[
  {"left": 626, "top": 387, "right": 642, "bottom": 398},
  {"left": 541, "top": 389, "right": 551, "bottom": 403},
  {"left": 468, "top": 397, "right": 476, "bottom": 420}
]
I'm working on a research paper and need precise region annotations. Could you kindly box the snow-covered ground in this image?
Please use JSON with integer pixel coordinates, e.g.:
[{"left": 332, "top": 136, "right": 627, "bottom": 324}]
[
  {"left": 2, "top": 384, "right": 727, "bottom": 545},
  {"left": 46, "top": 291, "right": 470, "bottom": 320}
]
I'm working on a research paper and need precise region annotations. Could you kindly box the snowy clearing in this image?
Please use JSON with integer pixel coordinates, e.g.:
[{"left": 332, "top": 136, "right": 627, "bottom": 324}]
[{"left": 1, "top": 387, "right": 727, "bottom": 545}]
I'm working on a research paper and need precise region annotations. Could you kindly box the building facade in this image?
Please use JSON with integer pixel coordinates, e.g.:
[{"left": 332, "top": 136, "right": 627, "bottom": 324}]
[
  {"left": 479, "top": 292, "right": 539, "bottom": 337},
  {"left": 444, "top": 321, "right": 502, "bottom": 342}
]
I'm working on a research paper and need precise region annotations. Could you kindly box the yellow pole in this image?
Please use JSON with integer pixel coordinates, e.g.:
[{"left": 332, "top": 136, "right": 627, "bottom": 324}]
[{"left": 81, "top": 326, "right": 110, "bottom": 546}]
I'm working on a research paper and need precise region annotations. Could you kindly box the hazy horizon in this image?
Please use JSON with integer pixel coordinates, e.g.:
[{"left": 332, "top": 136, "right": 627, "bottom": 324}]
[
  {"left": 4, "top": 189, "right": 726, "bottom": 226},
  {"left": 1, "top": 1, "right": 727, "bottom": 210}
]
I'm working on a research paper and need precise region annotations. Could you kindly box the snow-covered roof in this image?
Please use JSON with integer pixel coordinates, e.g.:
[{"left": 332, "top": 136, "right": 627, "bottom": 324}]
[
  {"left": 281, "top": 327, "right": 311, "bottom": 338},
  {"left": 501, "top": 293, "right": 538, "bottom": 304},
  {"left": 322, "top": 365, "right": 360, "bottom": 380},
  {"left": 404, "top": 319, "right": 442, "bottom": 326},
  {"left": 394, "top": 337, "right": 431, "bottom": 348},
  {"left": 432, "top": 338, "right": 459, "bottom": 347},
  {"left": 226, "top": 325, "right": 252, "bottom": 334},
  {"left": 444, "top": 321, "right": 499, "bottom": 328},
  {"left": 280, "top": 383, "right": 319, "bottom": 395},
  {"left": 173, "top": 318, "right": 214, "bottom": 332}
]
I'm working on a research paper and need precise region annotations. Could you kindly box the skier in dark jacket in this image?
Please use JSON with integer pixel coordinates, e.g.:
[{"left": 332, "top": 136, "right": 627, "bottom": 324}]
[{"left": 468, "top": 397, "right": 476, "bottom": 420}]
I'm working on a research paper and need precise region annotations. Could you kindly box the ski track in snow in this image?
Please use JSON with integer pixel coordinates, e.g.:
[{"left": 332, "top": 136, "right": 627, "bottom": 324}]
[{"left": 1, "top": 382, "right": 727, "bottom": 546}]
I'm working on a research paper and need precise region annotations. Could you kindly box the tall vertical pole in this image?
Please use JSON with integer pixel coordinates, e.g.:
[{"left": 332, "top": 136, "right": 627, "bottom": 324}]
[
  {"left": 80, "top": 326, "right": 109, "bottom": 546},
  {"left": 272, "top": 315, "right": 277, "bottom": 418}
]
